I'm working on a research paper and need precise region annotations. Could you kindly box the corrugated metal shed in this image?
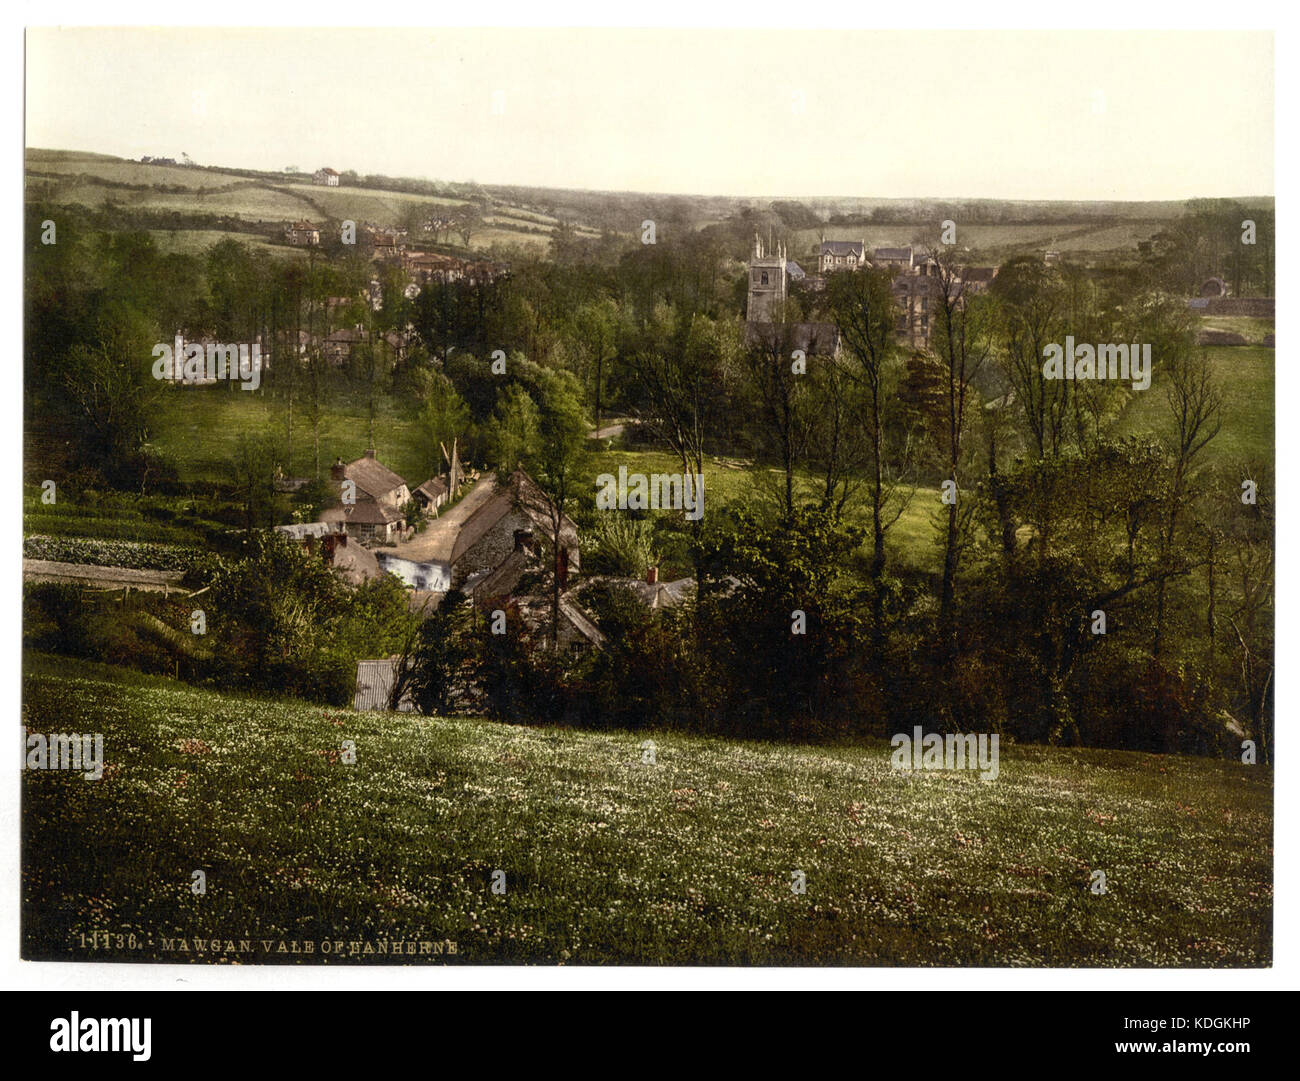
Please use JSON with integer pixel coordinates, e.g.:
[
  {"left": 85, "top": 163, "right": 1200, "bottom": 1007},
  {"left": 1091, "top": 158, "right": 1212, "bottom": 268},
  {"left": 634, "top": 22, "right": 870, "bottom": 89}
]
[{"left": 353, "top": 658, "right": 416, "bottom": 712}]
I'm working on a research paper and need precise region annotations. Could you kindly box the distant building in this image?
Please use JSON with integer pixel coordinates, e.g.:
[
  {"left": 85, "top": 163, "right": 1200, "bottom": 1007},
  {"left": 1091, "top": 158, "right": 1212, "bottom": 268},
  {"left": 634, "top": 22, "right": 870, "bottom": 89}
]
[
  {"left": 745, "top": 234, "right": 840, "bottom": 355},
  {"left": 313, "top": 167, "right": 340, "bottom": 187},
  {"left": 284, "top": 220, "right": 320, "bottom": 246},
  {"left": 892, "top": 261, "right": 999, "bottom": 349},
  {"left": 872, "top": 246, "right": 914, "bottom": 271},
  {"left": 746, "top": 234, "right": 788, "bottom": 322},
  {"left": 318, "top": 451, "right": 411, "bottom": 545},
  {"left": 379, "top": 471, "right": 580, "bottom": 596},
  {"left": 818, "top": 238, "right": 868, "bottom": 274},
  {"left": 323, "top": 325, "right": 406, "bottom": 367}
]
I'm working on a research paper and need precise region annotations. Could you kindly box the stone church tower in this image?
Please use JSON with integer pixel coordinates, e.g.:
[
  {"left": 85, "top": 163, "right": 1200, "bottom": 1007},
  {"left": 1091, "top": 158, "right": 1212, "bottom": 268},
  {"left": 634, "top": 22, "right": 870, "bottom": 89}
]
[{"left": 746, "top": 233, "right": 787, "bottom": 322}]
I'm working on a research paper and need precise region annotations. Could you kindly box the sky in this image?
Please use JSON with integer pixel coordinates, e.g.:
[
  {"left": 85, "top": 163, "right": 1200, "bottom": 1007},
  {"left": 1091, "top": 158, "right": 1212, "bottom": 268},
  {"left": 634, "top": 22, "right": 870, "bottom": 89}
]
[{"left": 25, "top": 27, "right": 1274, "bottom": 201}]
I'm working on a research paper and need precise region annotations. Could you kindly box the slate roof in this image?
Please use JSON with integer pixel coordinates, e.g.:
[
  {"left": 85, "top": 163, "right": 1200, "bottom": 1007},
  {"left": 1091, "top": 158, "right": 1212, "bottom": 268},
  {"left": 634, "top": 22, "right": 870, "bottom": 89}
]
[
  {"left": 344, "top": 456, "right": 407, "bottom": 500},
  {"left": 415, "top": 477, "right": 449, "bottom": 502},
  {"left": 821, "top": 240, "right": 866, "bottom": 256},
  {"left": 320, "top": 500, "right": 405, "bottom": 526},
  {"left": 391, "top": 473, "right": 578, "bottom": 567}
]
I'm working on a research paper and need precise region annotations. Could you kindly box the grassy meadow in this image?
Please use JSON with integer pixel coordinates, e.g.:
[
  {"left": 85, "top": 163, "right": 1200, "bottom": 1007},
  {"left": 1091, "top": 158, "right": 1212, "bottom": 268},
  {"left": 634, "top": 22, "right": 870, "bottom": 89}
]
[
  {"left": 22, "top": 653, "right": 1271, "bottom": 966},
  {"left": 1114, "top": 344, "right": 1274, "bottom": 470}
]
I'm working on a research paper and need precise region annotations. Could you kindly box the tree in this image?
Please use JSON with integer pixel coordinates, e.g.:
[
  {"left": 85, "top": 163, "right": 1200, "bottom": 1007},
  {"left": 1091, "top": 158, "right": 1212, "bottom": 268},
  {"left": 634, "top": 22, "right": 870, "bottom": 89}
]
[
  {"left": 929, "top": 250, "right": 994, "bottom": 655},
  {"left": 488, "top": 382, "right": 540, "bottom": 472},
  {"left": 52, "top": 306, "right": 160, "bottom": 488},
  {"left": 454, "top": 203, "right": 482, "bottom": 248},
  {"left": 567, "top": 298, "right": 619, "bottom": 430},
  {"left": 508, "top": 368, "right": 589, "bottom": 648},
  {"left": 389, "top": 589, "right": 473, "bottom": 715},
  {"left": 1152, "top": 344, "right": 1222, "bottom": 657},
  {"left": 827, "top": 266, "right": 915, "bottom": 649},
  {"left": 414, "top": 369, "right": 471, "bottom": 480},
  {"left": 230, "top": 433, "right": 287, "bottom": 533},
  {"left": 739, "top": 311, "right": 810, "bottom": 522},
  {"left": 989, "top": 256, "right": 1068, "bottom": 458}
]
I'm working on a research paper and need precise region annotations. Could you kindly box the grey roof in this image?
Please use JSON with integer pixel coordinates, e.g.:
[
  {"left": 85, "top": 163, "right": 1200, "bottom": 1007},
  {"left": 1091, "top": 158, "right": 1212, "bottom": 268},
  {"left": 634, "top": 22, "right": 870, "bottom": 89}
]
[
  {"left": 874, "top": 246, "right": 913, "bottom": 261},
  {"left": 415, "top": 476, "right": 449, "bottom": 502},
  {"left": 344, "top": 456, "right": 407, "bottom": 500},
  {"left": 821, "top": 240, "right": 866, "bottom": 256},
  {"left": 331, "top": 540, "right": 383, "bottom": 585},
  {"left": 320, "top": 500, "right": 405, "bottom": 526},
  {"left": 390, "top": 472, "right": 577, "bottom": 567}
]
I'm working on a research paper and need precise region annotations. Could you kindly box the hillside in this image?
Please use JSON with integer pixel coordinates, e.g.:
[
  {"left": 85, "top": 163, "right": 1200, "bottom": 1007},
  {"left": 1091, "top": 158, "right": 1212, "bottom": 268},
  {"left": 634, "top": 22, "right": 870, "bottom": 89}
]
[
  {"left": 29, "top": 148, "right": 1274, "bottom": 262},
  {"left": 22, "top": 653, "right": 1272, "bottom": 965},
  {"left": 24, "top": 148, "right": 603, "bottom": 257}
]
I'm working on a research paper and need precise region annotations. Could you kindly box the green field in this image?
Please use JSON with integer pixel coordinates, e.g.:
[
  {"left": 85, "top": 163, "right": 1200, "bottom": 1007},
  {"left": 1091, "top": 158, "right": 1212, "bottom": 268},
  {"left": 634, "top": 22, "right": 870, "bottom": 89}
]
[
  {"left": 21, "top": 653, "right": 1271, "bottom": 965},
  {"left": 791, "top": 221, "right": 1164, "bottom": 262},
  {"left": 25, "top": 151, "right": 594, "bottom": 252},
  {"left": 149, "top": 385, "right": 438, "bottom": 487},
  {"left": 147, "top": 229, "right": 307, "bottom": 259},
  {"left": 1114, "top": 344, "right": 1274, "bottom": 469}
]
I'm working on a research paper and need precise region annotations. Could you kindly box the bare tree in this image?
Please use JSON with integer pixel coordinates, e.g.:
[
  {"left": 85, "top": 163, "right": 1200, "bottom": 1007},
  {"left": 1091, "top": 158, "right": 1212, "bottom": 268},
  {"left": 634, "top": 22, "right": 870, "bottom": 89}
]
[{"left": 929, "top": 249, "right": 994, "bottom": 653}]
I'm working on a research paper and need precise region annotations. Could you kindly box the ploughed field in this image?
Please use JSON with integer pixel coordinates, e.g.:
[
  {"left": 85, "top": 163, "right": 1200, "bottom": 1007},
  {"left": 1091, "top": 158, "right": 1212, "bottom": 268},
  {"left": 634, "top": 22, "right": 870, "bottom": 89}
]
[{"left": 22, "top": 653, "right": 1271, "bottom": 965}]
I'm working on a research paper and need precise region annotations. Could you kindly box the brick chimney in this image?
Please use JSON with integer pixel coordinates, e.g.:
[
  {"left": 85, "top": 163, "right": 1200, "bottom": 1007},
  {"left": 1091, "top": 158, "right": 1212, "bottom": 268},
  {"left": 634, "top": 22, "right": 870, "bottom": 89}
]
[
  {"left": 330, "top": 457, "right": 345, "bottom": 483},
  {"left": 646, "top": 565, "right": 658, "bottom": 585},
  {"left": 363, "top": 447, "right": 376, "bottom": 459}
]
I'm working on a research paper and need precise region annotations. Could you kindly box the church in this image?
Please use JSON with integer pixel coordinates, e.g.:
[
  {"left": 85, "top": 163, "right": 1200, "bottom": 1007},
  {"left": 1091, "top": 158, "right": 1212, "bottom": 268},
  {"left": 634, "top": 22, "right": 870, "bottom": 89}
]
[{"left": 744, "top": 234, "right": 840, "bottom": 356}]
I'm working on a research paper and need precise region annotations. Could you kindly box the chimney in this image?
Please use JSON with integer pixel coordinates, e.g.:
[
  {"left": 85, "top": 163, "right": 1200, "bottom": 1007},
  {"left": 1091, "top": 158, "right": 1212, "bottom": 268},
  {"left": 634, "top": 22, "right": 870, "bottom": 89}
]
[
  {"left": 513, "top": 528, "right": 533, "bottom": 552},
  {"left": 364, "top": 447, "right": 376, "bottom": 459},
  {"left": 330, "top": 457, "right": 345, "bottom": 483},
  {"left": 646, "top": 565, "right": 658, "bottom": 585}
]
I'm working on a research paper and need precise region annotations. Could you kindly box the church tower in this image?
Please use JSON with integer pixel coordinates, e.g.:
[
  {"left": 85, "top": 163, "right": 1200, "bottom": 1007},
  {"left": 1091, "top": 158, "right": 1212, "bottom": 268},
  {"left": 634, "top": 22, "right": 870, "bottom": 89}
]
[{"left": 746, "top": 232, "right": 787, "bottom": 322}]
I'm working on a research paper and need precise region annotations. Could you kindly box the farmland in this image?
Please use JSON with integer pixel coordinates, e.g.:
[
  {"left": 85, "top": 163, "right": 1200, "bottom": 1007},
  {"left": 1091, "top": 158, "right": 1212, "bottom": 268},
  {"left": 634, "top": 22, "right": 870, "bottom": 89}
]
[
  {"left": 29, "top": 148, "right": 1246, "bottom": 262},
  {"left": 21, "top": 653, "right": 1272, "bottom": 966}
]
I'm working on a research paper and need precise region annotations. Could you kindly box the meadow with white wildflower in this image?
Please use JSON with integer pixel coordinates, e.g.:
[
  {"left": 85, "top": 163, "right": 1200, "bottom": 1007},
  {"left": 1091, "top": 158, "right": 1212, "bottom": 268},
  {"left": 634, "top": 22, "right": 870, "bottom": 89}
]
[{"left": 22, "top": 654, "right": 1271, "bottom": 965}]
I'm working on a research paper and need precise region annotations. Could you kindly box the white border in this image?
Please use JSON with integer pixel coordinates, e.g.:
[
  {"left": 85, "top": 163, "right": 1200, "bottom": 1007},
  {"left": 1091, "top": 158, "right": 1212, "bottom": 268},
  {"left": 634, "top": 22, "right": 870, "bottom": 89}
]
[{"left": 4, "top": 2, "right": 1291, "bottom": 992}]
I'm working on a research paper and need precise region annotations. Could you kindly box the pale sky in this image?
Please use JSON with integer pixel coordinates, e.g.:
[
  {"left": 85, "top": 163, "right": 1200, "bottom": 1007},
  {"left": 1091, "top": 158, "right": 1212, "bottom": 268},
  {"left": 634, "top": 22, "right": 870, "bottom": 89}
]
[{"left": 25, "top": 27, "right": 1273, "bottom": 201}]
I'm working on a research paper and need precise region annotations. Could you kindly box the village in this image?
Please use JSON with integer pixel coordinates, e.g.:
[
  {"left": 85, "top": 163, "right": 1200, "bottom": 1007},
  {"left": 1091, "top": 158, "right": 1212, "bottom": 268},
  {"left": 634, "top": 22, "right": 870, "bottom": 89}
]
[{"left": 20, "top": 25, "right": 1275, "bottom": 976}]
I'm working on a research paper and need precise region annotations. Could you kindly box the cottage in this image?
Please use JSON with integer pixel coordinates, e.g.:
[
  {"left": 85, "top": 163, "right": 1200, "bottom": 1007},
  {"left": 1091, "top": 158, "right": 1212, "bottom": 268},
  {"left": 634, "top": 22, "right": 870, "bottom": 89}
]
[
  {"left": 317, "top": 451, "right": 411, "bottom": 545},
  {"left": 284, "top": 220, "right": 320, "bottom": 246},
  {"left": 819, "top": 238, "right": 869, "bottom": 273},
  {"left": 313, "top": 167, "right": 341, "bottom": 187},
  {"left": 323, "top": 325, "right": 406, "bottom": 367},
  {"left": 872, "top": 246, "right": 914, "bottom": 270},
  {"left": 381, "top": 471, "right": 580, "bottom": 594}
]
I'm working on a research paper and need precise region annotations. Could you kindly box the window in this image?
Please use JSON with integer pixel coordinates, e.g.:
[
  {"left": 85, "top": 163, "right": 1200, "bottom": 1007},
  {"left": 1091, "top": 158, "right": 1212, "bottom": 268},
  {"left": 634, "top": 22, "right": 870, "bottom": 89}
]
[{"left": 760, "top": 272, "right": 769, "bottom": 285}]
